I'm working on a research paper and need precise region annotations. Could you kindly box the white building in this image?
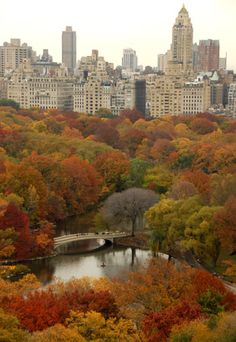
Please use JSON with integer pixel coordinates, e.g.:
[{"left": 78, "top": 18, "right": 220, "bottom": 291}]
[
  {"left": 122, "top": 49, "right": 138, "bottom": 72},
  {"left": 228, "top": 83, "right": 236, "bottom": 117},
  {"left": 0, "top": 39, "right": 36, "bottom": 76},
  {"left": 74, "top": 77, "right": 112, "bottom": 114}
]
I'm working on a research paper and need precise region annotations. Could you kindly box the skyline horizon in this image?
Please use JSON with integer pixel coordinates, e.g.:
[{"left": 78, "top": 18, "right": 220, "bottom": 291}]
[{"left": 1, "top": 0, "right": 235, "bottom": 71}]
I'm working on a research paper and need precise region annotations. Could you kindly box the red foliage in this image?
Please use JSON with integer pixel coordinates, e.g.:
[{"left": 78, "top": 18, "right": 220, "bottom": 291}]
[
  {"left": 191, "top": 270, "right": 236, "bottom": 312},
  {"left": 182, "top": 170, "right": 210, "bottom": 201},
  {"left": 61, "top": 156, "right": 102, "bottom": 214},
  {"left": 93, "top": 151, "right": 130, "bottom": 191},
  {"left": 214, "top": 197, "right": 236, "bottom": 253},
  {"left": 4, "top": 289, "right": 118, "bottom": 332},
  {"left": 120, "top": 108, "right": 144, "bottom": 123},
  {"left": 190, "top": 118, "right": 216, "bottom": 134},
  {"left": 142, "top": 300, "right": 202, "bottom": 341},
  {"left": 191, "top": 269, "right": 226, "bottom": 297},
  {"left": 150, "top": 139, "right": 176, "bottom": 161},
  {"left": 121, "top": 128, "right": 147, "bottom": 157},
  {"left": 0, "top": 203, "right": 33, "bottom": 259}
]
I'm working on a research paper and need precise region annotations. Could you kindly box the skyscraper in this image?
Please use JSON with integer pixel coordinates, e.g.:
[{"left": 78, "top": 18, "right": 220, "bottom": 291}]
[
  {"left": 198, "top": 40, "right": 220, "bottom": 71},
  {"left": 62, "top": 26, "right": 76, "bottom": 74},
  {"left": 122, "top": 49, "right": 138, "bottom": 72},
  {"left": 171, "top": 5, "right": 193, "bottom": 74}
]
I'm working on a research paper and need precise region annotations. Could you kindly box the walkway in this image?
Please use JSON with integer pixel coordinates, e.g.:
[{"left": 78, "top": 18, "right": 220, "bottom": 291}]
[{"left": 54, "top": 231, "right": 130, "bottom": 248}]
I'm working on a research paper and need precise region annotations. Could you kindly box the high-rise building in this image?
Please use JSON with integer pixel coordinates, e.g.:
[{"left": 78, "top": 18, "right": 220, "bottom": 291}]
[
  {"left": 228, "top": 83, "right": 236, "bottom": 117},
  {"left": 170, "top": 5, "right": 193, "bottom": 74},
  {"left": 157, "top": 54, "right": 165, "bottom": 72},
  {"left": 62, "top": 26, "right": 76, "bottom": 74},
  {"left": 135, "top": 80, "right": 146, "bottom": 116},
  {"left": 122, "top": 49, "right": 138, "bottom": 72},
  {"left": 219, "top": 55, "right": 227, "bottom": 70},
  {"left": 0, "top": 39, "right": 36, "bottom": 76},
  {"left": 198, "top": 40, "right": 220, "bottom": 71}
]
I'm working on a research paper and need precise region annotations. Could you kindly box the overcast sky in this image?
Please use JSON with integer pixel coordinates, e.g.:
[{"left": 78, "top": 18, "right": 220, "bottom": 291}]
[{"left": 1, "top": 0, "right": 235, "bottom": 70}]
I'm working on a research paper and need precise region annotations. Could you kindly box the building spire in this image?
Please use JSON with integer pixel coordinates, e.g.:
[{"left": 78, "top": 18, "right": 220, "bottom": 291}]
[{"left": 179, "top": 4, "right": 188, "bottom": 14}]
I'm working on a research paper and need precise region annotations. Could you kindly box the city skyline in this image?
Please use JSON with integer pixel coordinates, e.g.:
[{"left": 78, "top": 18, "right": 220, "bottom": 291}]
[{"left": 1, "top": 0, "right": 235, "bottom": 70}]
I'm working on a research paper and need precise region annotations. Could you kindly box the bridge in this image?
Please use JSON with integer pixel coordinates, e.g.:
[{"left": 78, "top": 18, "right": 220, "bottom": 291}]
[{"left": 54, "top": 231, "right": 130, "bottom": 249}]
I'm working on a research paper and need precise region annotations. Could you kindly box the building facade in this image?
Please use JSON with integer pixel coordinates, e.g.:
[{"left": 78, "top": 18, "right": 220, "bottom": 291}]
[
  {"left": 170, "top": 5, "right": 193, "bottom": 74},
  {"left": 122, "top": 49, "right": 138, "bottom": 72},
  {"left": 0, "top": 39, "right": 36, "bottom": 77},
  {"left": 62, "top": 26, "right": 76, "bottom": 74},
  {"left": 228, "top": 83, "right": 236, "bottom": 117},
  {"left": 198, "top": 40, "right": 220, "bottom": 72}
]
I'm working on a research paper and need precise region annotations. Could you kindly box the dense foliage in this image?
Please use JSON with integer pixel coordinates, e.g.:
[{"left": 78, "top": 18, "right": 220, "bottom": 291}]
[
  {"left": 0, "top": 107, "right": 235, "bottom": 269},
  {"left": 0, "top": 260, "right": 235, "bottom": 341}
]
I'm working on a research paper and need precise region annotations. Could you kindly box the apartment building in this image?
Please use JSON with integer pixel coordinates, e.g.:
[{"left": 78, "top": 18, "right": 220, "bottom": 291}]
[
  {"left": 8, "top": 75, "right": 74, "bottom": 111},
  {"left": 228, "top": 83, "right": 236, "bottom": 117},
  {"left": 74, "top": 77, "right": 112, "bottom": 114},
  {"left": 183, "top": 80, "right": 211, "bottom": 115},
  {"left": 0, "top": 39, "right": 36, "bottom": 76},
  {"left": 146, "top": 75, "right": 183, "bottom": 117}
]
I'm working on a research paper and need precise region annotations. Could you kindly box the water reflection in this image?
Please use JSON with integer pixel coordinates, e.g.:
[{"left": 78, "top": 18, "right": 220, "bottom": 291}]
[{"left": 25, "top": 244, "right": 152, "bottom": 285}]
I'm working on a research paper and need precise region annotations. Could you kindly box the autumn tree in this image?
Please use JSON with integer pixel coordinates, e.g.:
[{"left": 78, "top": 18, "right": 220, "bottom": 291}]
[
  {"left": 93, "top": 151, "right": 130, "bottom": 192},
  {"left": 214, "top": 197, "right": 236, "bottom": 255},
  {"left": 28, "top": 324, "right": 84, "bottom": 342},
  {"left": 144, "top": 166, "right": 173, "bottom": 194},
  {"left": 0, "top": 203, "right": 33, "bottom": 259},
  {"left": 142, "top": 300, "right": 202, "bottom": 341},
  {"left": 61, "top": 156, "right": 102, "bottom": 215},
  {"left": 120, "top": 108, "right": 144, "bottom": 123},
  {"left": 145, "top": 197, "right": 221, "bottom": 264},
  {"left": 0, "top": 309, "right": 29, "bottom": 342},
  {"left": 103, "top": 188, "right": 158, "bottom": 236},
  {"left": 0, "top": 228, "right": 17, "bottom": 259},
  {"left": 67, "top": 310, "right": 145, "bottom": 342},
  {"left": 169, "top": 180, "right": 198, "bottom": 200},
  {"left": 150, "top": 138, "right": 176, "bottom": 161},
  {"left": 190, "top": 117, "right": 216, "bottom": 134}
]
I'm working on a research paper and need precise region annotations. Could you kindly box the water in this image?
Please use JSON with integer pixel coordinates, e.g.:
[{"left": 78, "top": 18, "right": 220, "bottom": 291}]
[{"left": 25, "top": 241, "right": 152, "bottom": 285}]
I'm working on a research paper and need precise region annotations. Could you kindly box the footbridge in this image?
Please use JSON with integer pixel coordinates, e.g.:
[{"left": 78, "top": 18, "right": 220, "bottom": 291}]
[{"left": 54, "top": 231, "right": 130, "bottom": 249}]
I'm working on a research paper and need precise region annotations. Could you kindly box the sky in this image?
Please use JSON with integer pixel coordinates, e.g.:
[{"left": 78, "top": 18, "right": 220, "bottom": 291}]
[{"left": 1, "top": 0, "right": 235, "bottom": 70}]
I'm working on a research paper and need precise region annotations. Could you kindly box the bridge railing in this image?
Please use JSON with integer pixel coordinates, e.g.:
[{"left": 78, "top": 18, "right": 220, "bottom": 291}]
[{"left": 54, "top": 231, "right": 129, "bottom": 242}]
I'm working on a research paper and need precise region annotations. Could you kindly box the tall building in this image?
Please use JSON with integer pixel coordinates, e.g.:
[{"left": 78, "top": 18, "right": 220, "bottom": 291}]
[
  {"left": 170, "top": 5, "right": 193, "bottom": 74},
  {"left": 62, "top": 26, "right": 76, "bottom": 74},
  {"left": 122, "top": 49, "right": 138, "bottom": 72},
  {"left": 157, "top": 54, "right": 165, "bottom": 72},
  {"left": 0, "top": 39, "right": 36, "bottom": 76},
  {"left": 198, "top": 40, "right": 220, "bottom": 71},
  {"left": 228, "top": 83, "right": 236, "bottom": 117},
  {"left": 219, "top": 55, "right": 227, "bottom": 70},
  {"left": 135, "top": 80, "right": 146, "bottom": 116}
]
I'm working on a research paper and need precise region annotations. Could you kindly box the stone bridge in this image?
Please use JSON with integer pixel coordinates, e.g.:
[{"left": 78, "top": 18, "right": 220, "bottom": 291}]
[{"left": 54, "top": 231, "right": 130, "bottom": 249}]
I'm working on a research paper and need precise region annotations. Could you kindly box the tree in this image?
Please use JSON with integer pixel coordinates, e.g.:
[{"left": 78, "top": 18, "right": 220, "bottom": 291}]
[
  {"left": 169, "top": 181, "right": 198, "bottom": 200},
  {"left": 144, "top": 166, "right": 173, "bottom": 194},
  {"left": 67, "top": 311, "right": 145, "bottom": 342},
  {"left": 120, "top": 108, "right": 144, "bottom": 123},
  {"left": 103, "top": 188, "right": 158, "bottom": 236},
  {"left": 61, "top": 156, "right": 102, "bottom": 215},
  {"left": 214, "top": 197, "right": 236, "bottom": 254},
  {"left": 0, "top": 309, "right": 29, "bottom": 342},
  {"left": 0, "top": 228, "right": 17, "bottom": 259},
  {"left": 150, "top": 139, "right": 176, "bottom": 161},
  {"left": 28, "top": 324, "right": 84, "bottom": 342},
  {"left": 0, "top": 99, "right": 20, "bottom": 110},
  {"left": 190, "top": 118, "right": 216, "bottom": 134},
  {"left": 93, "top": 151, "right": 130, "bottom": 192},
  {"left": 142, "top": 300, "right": 202, "bottom": 341},
  {"left": 0, "top": 203, "right": 33, "bottom": 259},
  {"left": 126, "top": 158, "right": 152, "bottom": 188}
]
